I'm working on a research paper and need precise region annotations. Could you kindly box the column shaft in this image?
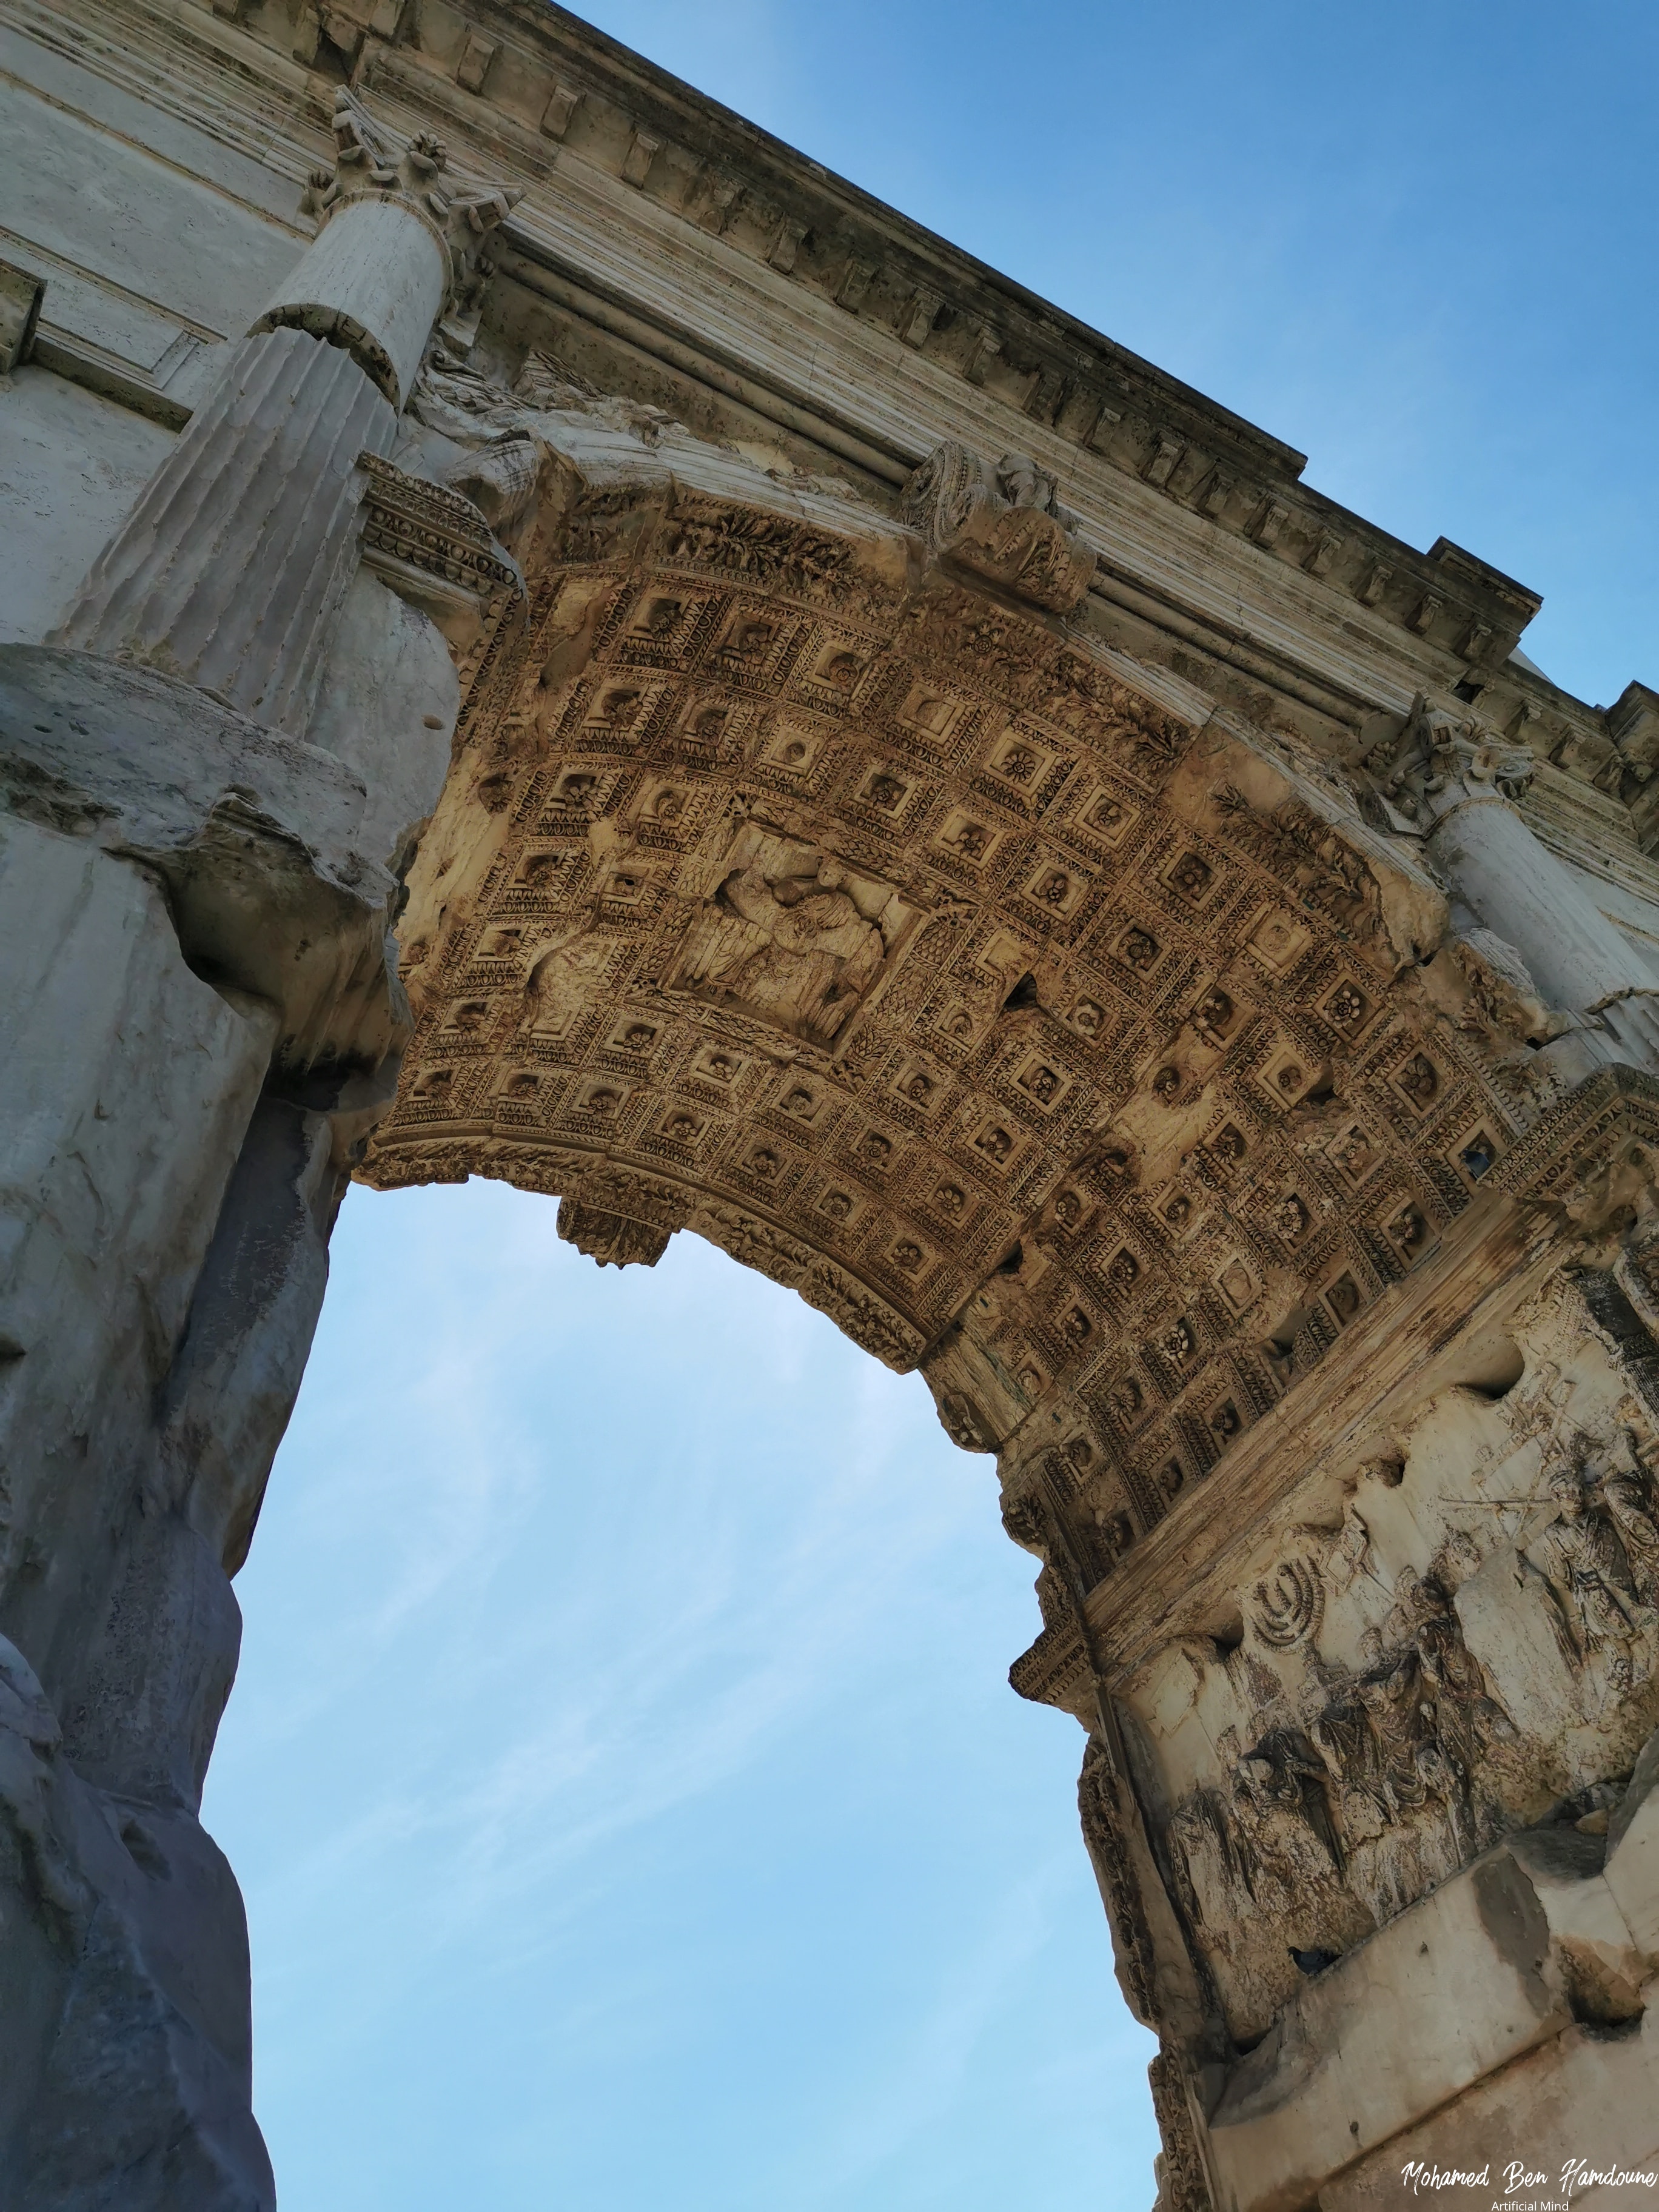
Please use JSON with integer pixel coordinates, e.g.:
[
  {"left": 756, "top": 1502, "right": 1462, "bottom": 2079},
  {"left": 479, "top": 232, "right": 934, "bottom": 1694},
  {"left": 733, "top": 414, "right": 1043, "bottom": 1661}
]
[
  {"left": 1428, "top": 793, "right": 1658, "bottom": 1011},
  {"left": 50, "top": 328, "right": 394, "bottom": 736},
  {"left": 1427, "top": 790, "right": 1659, "bottom": 1063}
]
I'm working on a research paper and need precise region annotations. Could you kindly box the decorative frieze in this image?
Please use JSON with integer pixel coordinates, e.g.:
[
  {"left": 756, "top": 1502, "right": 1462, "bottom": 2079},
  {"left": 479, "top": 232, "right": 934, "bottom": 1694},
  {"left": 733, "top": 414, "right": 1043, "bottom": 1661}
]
[{"left": 357, "top": 451, "right": 525, "bottom": 640}]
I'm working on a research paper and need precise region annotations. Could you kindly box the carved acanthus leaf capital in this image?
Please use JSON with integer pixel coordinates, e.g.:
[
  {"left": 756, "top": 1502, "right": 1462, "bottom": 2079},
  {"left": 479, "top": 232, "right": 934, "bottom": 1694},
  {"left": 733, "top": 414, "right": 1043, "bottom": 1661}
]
[
  {"left": 1359, "top": 691, "right": 1535, "bottom": 828},
  {"left": 302, "top": 90, "right": 523, "bottom": 335}
]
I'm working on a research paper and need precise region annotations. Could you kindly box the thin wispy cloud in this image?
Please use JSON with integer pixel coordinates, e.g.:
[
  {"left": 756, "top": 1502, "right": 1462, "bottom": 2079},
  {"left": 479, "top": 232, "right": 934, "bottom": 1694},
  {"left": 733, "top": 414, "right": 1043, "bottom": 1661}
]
[{"left": 207, "top": 1181, "right": 1130, "bottom": 2209}]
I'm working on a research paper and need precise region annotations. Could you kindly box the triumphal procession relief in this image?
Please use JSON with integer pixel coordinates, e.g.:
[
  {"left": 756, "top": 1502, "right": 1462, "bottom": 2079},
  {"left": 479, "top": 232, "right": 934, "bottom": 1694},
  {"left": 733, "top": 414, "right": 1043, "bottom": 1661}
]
[{"left": 2, "top": 2, "right": 1658, "bottom": 2204}]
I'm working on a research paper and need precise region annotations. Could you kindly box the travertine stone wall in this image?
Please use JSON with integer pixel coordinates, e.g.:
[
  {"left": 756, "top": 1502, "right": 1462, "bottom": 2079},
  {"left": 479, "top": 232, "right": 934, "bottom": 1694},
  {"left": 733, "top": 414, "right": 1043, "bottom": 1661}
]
[{"left": 4, "top": 5, "right": 1659, "bottom": 2210}]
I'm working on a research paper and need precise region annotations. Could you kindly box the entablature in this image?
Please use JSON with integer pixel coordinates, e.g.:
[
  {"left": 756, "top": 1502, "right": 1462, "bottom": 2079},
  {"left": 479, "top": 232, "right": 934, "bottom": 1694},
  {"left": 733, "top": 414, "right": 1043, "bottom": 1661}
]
[{"left": 11, "top": 0, "right": 1654, "bottom": 853}]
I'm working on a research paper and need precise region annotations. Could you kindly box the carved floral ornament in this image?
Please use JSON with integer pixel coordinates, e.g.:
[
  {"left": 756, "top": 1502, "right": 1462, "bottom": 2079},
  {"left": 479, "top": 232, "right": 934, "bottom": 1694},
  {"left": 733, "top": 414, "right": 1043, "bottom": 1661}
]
[
  {"left": 298, "top": 90, "right": 523, "bottom": 330},
  {"left": 364, "top": 369, "right": 1623, "bottom": 1580}
]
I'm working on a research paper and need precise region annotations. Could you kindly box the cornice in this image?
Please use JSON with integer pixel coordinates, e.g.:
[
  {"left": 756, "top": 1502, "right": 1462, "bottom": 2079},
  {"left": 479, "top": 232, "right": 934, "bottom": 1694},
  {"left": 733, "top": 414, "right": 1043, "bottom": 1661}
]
[
  {"left": 6, "top": 0, "right": 1651, "bottom": 831},
  {"left": 347, "top": 9, "right": 1553, "bottom": 659},
  {"left": 334, "top": 8, "right": 1643, "bottom": 781}
]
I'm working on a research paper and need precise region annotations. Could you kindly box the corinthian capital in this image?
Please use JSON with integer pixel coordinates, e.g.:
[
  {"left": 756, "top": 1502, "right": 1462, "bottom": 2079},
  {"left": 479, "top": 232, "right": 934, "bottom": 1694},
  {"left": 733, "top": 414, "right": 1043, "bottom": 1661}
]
[
  {"left": 300, "top": 90, "right": 522, "bottom": 333},
  {"left": 1421, "top": 723, "right": 1533, "bottom": 822},
  {"left": 1361, "top": 691, "right": 1534, "bottom": 828}
]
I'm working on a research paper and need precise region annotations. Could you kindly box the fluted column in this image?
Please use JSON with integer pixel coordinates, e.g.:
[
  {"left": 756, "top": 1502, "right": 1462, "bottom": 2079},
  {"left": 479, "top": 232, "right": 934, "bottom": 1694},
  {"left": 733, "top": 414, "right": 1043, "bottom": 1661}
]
[
  {"left": 1417, "top": 731, "right": 1659, "bottom": 1065},
  {"left": 47, "top": 89, "right": 518, "bottom": 739},
  {"left": 51, "top": 328, "right": 394, "bottom": 734}
]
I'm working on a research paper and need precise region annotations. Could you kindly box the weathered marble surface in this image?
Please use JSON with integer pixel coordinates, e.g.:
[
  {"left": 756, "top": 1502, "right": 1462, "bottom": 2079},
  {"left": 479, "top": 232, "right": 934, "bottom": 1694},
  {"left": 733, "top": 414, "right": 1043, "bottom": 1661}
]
[
  {"left": 0, "top": 625, "right": 430, "bottom": 2202},
  {"left": 0, "top": 805, "right": 283, "bottom": 2209},
  {"left": 0, "top": 369, "right": 178, "bottom": 648},
  {"left": 0, "top": 1632, "right": 275, "bottom": 2212}
]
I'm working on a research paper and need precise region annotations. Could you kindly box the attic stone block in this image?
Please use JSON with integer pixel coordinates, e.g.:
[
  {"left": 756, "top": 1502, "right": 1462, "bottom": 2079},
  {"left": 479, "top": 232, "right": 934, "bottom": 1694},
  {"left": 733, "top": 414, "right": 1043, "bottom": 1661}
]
[
  {"left": 1408, "top": 592, "right": 1443, "bottom": 634},
  {"left": 1142, "top": 432, "right": 1184, "bottom": 488},
  {"left": 899, "top": 288, "right": 942, "bottom": 348},
  {"left": 834, "top": 259, "right": 874, "bottom": 310},
  {"left": 1357, "top": 559, "right": 1392, "bottom": 605}
]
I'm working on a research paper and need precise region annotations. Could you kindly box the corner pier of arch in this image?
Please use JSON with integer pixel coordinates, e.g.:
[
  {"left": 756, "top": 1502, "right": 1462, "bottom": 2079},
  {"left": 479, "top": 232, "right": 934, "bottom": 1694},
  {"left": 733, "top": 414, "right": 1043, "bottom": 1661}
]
[{"left": 2, "top": 6, "right": 1659, "bottom": 2206}]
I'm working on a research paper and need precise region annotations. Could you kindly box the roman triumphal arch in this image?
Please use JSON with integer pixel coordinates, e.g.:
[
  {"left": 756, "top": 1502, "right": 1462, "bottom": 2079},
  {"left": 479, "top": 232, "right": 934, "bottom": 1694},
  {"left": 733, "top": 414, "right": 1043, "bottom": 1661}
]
[{"left": 4, "top": 4, "right": 1659, "bottom": 2205}]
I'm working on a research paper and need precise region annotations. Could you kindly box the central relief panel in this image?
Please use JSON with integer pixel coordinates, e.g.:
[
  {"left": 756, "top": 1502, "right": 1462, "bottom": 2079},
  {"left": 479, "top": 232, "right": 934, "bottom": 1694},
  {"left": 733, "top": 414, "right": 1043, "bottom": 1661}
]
[{"left": 667, "top": 824, "right": 920, "bottom": 1047}]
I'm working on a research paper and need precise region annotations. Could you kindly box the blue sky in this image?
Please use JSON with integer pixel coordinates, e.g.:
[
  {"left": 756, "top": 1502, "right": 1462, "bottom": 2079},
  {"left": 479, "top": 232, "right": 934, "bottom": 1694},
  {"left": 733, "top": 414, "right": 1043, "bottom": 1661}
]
[
  {"left": 210, "top": 1187, "right": 1144, "bottom": 2208},
  {"left": 201, "top": 5, "right": 1658, "bottom": 2207}
]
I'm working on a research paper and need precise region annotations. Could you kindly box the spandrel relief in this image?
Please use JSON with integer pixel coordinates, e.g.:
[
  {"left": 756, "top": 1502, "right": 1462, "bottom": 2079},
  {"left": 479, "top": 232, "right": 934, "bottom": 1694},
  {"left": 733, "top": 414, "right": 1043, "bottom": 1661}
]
[
  {"left": 1165, "top": 1733, "right": 1373, "bottom": 2041},
  {"left": 1309, "top": 1574, "right": 1511, "bottom": 1922},
  {"left": 1148, "top": 1566, "right": 1518, "bottom": 2036}
]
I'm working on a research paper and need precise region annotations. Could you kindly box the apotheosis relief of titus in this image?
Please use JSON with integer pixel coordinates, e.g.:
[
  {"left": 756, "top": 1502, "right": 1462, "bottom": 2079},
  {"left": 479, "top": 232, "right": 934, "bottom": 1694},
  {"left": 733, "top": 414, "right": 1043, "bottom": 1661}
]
[{"left": 672, "top": 828, "right": 913, "bottom": 1045}]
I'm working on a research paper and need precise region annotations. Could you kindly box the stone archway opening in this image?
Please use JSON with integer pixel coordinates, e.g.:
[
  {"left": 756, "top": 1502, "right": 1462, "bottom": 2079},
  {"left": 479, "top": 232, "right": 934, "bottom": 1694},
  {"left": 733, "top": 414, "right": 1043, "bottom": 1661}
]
[
  {"left": 348, "top": 358, "right": 1659, "bottom": 2211},
  {"left": 207, "top": 1161, "right": 1147, "bottom": 2208}
]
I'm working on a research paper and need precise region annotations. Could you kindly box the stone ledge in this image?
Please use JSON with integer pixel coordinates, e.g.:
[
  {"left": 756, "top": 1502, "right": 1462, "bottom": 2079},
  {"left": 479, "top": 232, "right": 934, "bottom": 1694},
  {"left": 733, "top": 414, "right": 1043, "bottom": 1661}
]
[{"left": 1207, "top": 1814, "right": 1654, "bottom": 2212}]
